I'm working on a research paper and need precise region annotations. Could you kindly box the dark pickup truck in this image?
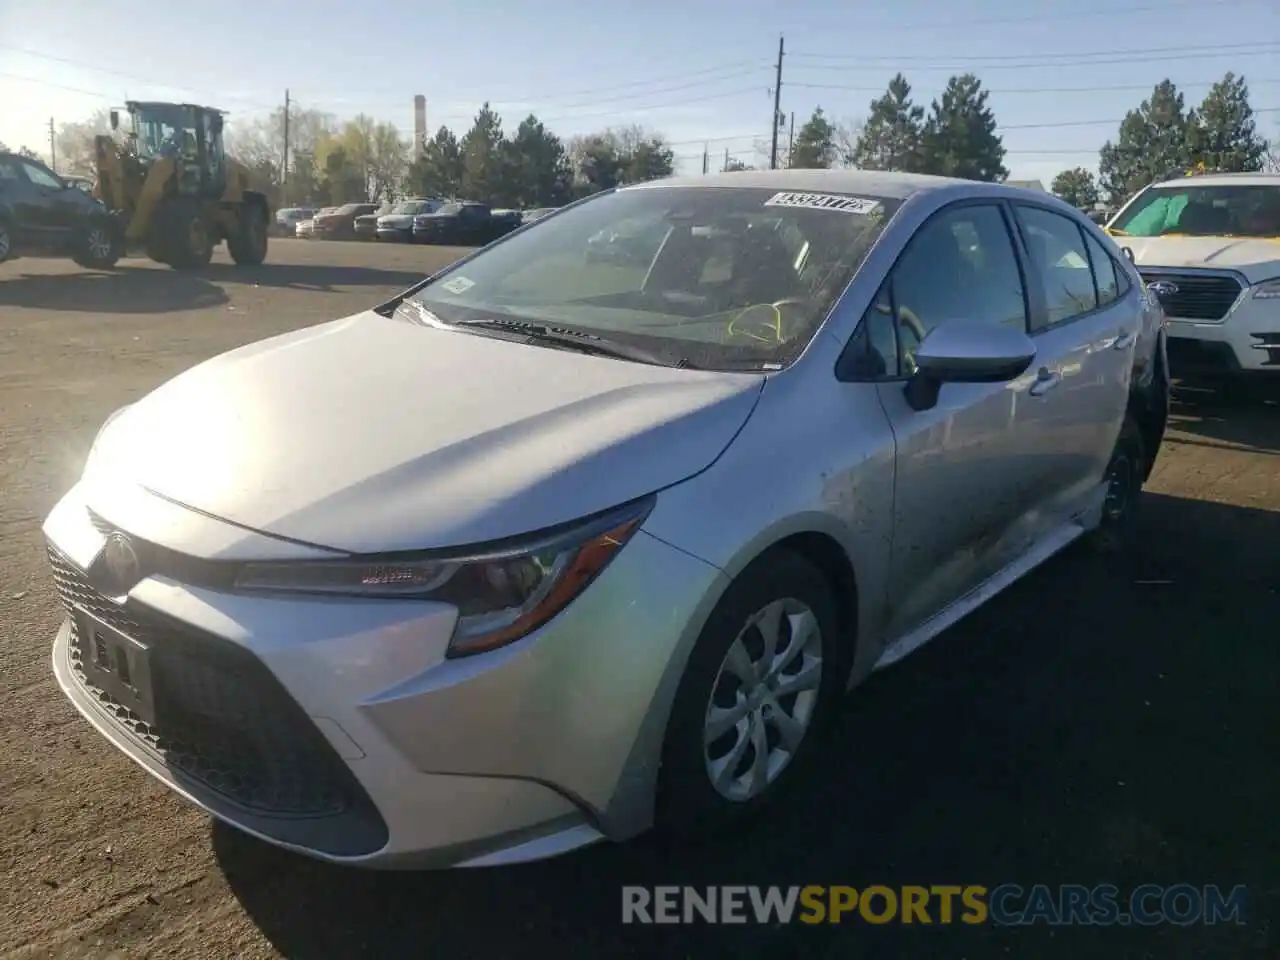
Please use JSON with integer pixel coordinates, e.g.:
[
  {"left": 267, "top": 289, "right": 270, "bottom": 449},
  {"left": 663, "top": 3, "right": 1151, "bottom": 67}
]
[{"left": 410, "top": 201, "right": 522, "bottom": 246}]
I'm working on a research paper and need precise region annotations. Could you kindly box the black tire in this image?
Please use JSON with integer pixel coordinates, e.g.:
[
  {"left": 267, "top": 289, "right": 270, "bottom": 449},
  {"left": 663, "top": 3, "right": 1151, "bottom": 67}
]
[
  {"left": 72, "top": 218, "right": 122, "bottom": 269},
  {"left": 655, "top": 549, "right": 851, "bottom": 840},
  {"left": 227, "top": 202, "right": 268, "bottom": 266},
  {"left": 1084, "top": 413, "right": 1146, "bottom": 555},
  {"left": 154, "top": 201, "right": 214, "bottom": 269},
  {"left": 0, "top": 217, "right": 12, "bottom": 263}
]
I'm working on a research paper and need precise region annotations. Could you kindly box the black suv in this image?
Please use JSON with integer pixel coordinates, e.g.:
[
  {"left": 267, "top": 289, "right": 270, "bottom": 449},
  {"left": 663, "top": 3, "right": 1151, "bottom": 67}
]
[{"left": 0, "top": 152, "right": 122, "bottom": 268}]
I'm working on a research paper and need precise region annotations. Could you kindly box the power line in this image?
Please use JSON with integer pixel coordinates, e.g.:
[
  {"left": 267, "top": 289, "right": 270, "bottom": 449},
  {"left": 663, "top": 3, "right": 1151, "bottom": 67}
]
[
  {"left": 799, "top": 0, "right": 1272, "bottom": 34},
  {"left": 790, "top": 40, "right": 1280, "bottom": 64},
  {"left": 321, "top": 61, "right": 772, "bottom": 109},
  {"left": 789, "top": 46, "right": 1280, "bottom": 73},
  {"left": 789, "top": 78, "right": 1280, "bottom": 95},
  {"left": 0, "top": 43, "right": 768, "bottom": 117}
]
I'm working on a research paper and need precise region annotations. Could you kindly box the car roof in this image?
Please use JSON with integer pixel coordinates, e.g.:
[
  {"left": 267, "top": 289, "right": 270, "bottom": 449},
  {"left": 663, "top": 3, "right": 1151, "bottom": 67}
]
[
  {"left": 1149, "top": 172, "right": 1280, "bottom": 189},
  {"left": 625, "top": 168, "right": 1026, "bottom": 201}
]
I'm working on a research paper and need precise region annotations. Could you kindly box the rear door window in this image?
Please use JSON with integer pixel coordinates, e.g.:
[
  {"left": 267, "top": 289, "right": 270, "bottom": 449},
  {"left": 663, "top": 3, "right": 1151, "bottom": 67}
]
[{"left": 1015, "top": 205, "right": 1098, "bottom": 329}]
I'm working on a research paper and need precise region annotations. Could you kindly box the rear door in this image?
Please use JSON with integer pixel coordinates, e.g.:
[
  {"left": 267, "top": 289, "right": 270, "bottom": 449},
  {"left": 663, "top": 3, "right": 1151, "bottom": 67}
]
[{"left": 1009, "top": 202, "right": 1137, "bottom": 527}]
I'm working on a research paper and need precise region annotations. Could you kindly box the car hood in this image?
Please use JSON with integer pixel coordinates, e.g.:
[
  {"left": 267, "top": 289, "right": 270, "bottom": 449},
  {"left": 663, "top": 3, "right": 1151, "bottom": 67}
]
[
  {"left": 89, "top": 311, "right": 764, "bottom": 554},
  {"left": 1118, "top": 235, "right": 1280, "bottom": 283},
  {"left": 378, "top": 214, "right": 415, "bottom": 227}
]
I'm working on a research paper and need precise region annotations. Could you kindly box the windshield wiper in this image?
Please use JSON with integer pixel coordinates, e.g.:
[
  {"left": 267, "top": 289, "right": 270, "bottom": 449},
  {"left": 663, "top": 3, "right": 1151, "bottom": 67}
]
[{"left": 448, "top": 317, "right": 680, "bottom": 367}]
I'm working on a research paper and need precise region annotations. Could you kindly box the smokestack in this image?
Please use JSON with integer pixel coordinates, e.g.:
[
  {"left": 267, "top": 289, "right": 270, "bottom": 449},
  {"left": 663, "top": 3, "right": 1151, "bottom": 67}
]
[{"left": 414, "top": 95, "right": 427, "bottom": 159}]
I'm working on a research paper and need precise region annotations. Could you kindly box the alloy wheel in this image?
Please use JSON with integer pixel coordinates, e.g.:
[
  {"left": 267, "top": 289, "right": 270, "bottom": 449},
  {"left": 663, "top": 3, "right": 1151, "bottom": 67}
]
[
  {"left": 87, "top": 227, "right": 112, "bottom": 262},
  {"left": 702, "top": 597, "right": 824, "bottom": 802}
]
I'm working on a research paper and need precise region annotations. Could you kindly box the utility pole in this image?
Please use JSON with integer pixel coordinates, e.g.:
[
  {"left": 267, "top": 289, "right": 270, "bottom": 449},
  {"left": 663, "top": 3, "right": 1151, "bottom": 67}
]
[
  {"left": 702, "top": 143, "right": 709, "bottom": 175},
  {"left": 48, "top": 117, "right": 56, "bottom": 173},
  {"left": 282, "top": 89, "right": 290, "bottom": 205},
  {"left": 787, "top": 112, "right": 795, "bottom": 169},
  {"left": 723, "top": 147, "right": 729, "bottom": 171},
  {"left": 769, "top": 35, "right": 785, "bottom": 170}
]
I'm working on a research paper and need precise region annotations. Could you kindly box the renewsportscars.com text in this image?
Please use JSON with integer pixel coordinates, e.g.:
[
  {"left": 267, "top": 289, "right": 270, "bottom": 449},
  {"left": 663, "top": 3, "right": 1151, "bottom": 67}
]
[{"left": 621, "top": 884, "right": 1249, "bottom": 926}]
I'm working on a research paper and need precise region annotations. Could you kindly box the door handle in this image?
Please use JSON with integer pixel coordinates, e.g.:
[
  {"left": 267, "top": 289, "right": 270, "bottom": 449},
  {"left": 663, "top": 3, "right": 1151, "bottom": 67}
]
[
  {"left": 1113, "top": 330, "right": 1136, "bottom": 350},
  {"left": 1029, "top": 369, "right": 1062, "bottom": 397}
]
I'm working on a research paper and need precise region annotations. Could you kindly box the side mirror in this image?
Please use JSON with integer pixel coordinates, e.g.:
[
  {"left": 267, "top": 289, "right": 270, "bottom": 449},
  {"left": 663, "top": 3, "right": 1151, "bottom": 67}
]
[
  {"left": 109, "top": 110, "right": 119, "bottom": 131},
  {"left": 906, "top": 320, "right": 1036, "bottom": 412}
]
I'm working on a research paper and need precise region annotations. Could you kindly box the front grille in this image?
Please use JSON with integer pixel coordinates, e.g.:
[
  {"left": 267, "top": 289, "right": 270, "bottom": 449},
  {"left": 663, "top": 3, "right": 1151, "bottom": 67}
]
[
  {"left": 1140, "top": 271, "right": 1243, "bottom": 322},
  {"left": 48, "top": 546, "right": 386, "bottom": 849}
]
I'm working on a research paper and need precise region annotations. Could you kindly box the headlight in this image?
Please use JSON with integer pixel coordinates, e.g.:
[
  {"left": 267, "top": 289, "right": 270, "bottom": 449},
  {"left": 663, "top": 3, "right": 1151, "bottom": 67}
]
[
  {"left": 1251, "top": 277, "right": 1280, "bottom": 300},
  {"left": 234, "top": 496, "right": 654, "bottom": 657}
]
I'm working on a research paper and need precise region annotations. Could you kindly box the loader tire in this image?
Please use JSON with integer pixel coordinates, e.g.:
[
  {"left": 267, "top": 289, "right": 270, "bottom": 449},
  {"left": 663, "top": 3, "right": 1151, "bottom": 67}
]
[
  {"left": 156, "top": 201, "right": 214, "bottom": 269},
  {"left": 227, "top": 201, "right": 268, "bottom": 266}
]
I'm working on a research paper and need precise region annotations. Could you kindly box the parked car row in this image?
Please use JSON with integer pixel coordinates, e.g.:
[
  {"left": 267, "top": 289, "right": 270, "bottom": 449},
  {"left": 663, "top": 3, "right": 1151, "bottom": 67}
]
[{"left": 279, "top": 199, "right": 560, "bottom": 246}]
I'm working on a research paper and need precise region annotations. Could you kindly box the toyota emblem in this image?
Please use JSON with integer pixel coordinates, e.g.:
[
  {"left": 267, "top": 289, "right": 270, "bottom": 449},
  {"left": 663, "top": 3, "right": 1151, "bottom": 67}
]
[
  {"left": 102, "top": 532, "right": 142, "bottom": 592},
  {"left": 1147, "top": 280, "right": 1179, "bottom": 298}
]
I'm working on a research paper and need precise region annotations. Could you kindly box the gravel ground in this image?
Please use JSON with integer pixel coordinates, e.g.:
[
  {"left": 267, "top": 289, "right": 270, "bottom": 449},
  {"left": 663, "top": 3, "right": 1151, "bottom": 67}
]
[{"left": 1, "top": 240, "right": 1277, "bottom": 959}]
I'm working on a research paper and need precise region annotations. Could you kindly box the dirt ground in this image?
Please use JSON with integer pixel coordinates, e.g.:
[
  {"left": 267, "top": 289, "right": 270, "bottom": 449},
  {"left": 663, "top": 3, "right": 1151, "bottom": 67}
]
[{"left": 1, "top": 240, "right": 1277, "bottom": 959}]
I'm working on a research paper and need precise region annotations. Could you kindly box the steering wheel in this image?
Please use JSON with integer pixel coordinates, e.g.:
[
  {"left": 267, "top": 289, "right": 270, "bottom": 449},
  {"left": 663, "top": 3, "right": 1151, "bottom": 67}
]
[{"left": 724, "top": 298, "right": 808, "bottom": 345}]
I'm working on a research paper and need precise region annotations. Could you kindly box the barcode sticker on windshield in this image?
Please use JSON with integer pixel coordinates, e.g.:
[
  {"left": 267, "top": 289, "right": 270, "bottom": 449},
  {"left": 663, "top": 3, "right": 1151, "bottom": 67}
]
[
  {"left": 440, "top": 276, "right": 475, "bottom": 294},
  {"left": 764, "top": 192, "right": 881, "bottom": 215}
]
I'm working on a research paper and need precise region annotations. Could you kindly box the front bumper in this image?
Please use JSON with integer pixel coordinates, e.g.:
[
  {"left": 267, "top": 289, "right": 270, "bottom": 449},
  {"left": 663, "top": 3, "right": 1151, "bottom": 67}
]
[
  {"left": 1157, "top": 283, "right": 1280, "bottom": 376},
  {"left": 376, "top": 227, "right": 413, "bottom": 242},
  {"left": 43, "top": 481, "right": 723, "bottom": 868}
]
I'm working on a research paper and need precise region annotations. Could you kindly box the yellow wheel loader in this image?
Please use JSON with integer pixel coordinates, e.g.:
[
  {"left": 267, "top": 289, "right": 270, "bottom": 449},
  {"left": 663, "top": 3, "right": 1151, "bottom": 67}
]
[{"left": 93, "top": 101, "right": 270, "bottom": 269}]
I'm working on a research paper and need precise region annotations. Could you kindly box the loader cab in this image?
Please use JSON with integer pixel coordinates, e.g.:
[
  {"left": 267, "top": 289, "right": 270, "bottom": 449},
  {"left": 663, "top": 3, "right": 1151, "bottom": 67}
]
[{"left": 116, "top": 101, "right": 228, "bottom": 199}]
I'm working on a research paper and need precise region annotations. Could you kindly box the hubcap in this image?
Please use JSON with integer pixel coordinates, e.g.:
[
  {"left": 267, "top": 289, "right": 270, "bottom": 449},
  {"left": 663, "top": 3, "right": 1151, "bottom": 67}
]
[
  {"left": 87, "top": 228, "right": 111, "bottom": 260},
  {"left": 1104, "top": 451, "right": 1134, "bottom": 523},
  {"left": 0, "top": 226, "right": 10, "bottom": 259},
  {"left": 702, "top": 597, "right": 823, "bottom": 802}
]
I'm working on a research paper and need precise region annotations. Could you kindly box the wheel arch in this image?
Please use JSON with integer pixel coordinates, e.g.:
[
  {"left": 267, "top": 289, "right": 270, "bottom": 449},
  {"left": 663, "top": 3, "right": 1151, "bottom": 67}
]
[
  {"left": 1128, "top": 329, "right": 1170, "bottom": 481},
  {"left": 598, "top": 517, "right": 863, "bottom": 842}
]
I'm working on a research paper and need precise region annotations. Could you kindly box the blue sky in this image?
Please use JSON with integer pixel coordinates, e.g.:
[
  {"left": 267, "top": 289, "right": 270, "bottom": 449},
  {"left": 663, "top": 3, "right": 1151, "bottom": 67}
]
[{"left": 1, "top": 0, "right": 1277, "bottom": 184}]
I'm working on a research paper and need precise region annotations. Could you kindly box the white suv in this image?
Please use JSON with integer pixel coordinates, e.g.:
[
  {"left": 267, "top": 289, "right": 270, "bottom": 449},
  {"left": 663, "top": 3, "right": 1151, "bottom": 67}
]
[{"left": 1106, "top": 172, "right": 1280, "bottom": 382}]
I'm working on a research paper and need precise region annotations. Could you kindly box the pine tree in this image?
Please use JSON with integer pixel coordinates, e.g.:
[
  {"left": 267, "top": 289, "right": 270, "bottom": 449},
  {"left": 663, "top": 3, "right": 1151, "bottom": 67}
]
[
  {"left": 1098, "top": 80, "right": 1194, "bottom": 202},
  {"left": 851, "top": 74, "right": 926, "bottom": 172},
  {"left": 920, "top": 74, "right": 1007, "bottom": 182},
  {"left": 790, "top": 108, "right": 837, "bottom": 169},
  {"left": 1189, "top": 73, "right": 1269, "bottom": 172}
]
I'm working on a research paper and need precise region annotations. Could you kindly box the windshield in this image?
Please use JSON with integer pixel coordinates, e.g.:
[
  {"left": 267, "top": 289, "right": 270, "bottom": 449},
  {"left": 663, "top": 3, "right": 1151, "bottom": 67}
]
[
  {"left": 1111, "top": 183, "right": 1280, "bottom": 238},
  {"left": 132, "top": 105, "right": 195, "bottom": 161},
  {"left": 392, "top": 200, "right": 431, "bottom": 214},
  {"left": 410, "top": 186, "right": 899, "bottom": 371}
]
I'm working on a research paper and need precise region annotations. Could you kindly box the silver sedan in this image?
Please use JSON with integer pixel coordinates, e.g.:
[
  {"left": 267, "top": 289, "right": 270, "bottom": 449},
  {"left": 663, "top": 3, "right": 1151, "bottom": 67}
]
[{"left": 43, "top": 169, "right": 1169, "bottom": 869}]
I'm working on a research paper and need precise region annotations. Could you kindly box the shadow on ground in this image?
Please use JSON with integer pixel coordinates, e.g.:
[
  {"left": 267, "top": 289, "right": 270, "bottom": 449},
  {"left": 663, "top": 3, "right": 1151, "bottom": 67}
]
[
  {"left": 0, "top": 266, "right": 229, "bottom": 314},
  {"left": 1168, "top": 379, "right": 1280, "bottom": 456},
  {"left": 0, "top": 262, "right": 429, "bottom": 313},
  {"left": 214, "top": 493, "right": 1280, "bottom": 960}
]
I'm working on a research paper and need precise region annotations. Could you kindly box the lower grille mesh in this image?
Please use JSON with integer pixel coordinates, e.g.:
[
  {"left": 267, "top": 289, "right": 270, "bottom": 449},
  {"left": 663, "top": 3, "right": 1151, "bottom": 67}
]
[{"left": 50, "top": 546, "right": 353, "bottom": 819}]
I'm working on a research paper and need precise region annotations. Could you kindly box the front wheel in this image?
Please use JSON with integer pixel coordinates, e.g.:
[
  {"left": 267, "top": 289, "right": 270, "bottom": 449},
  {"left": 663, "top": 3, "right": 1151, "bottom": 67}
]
[
  {"left": 1084, "top": 413, "right": 1146, "bottom": 555},
  {"left": 156, "top": 202, "right": 214, "bottom": 269},
  {"left": 655, "top": 550, "right": 850, "bottom": 839},
  {"left": 73, "top": 220, "right": 122, "bottom": 269},
  {"left": 228, "top": 203, "right": 268, "bottom": 266},
  {"left": 0, "top": 218, "right": 12, "bottom": 262}
]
